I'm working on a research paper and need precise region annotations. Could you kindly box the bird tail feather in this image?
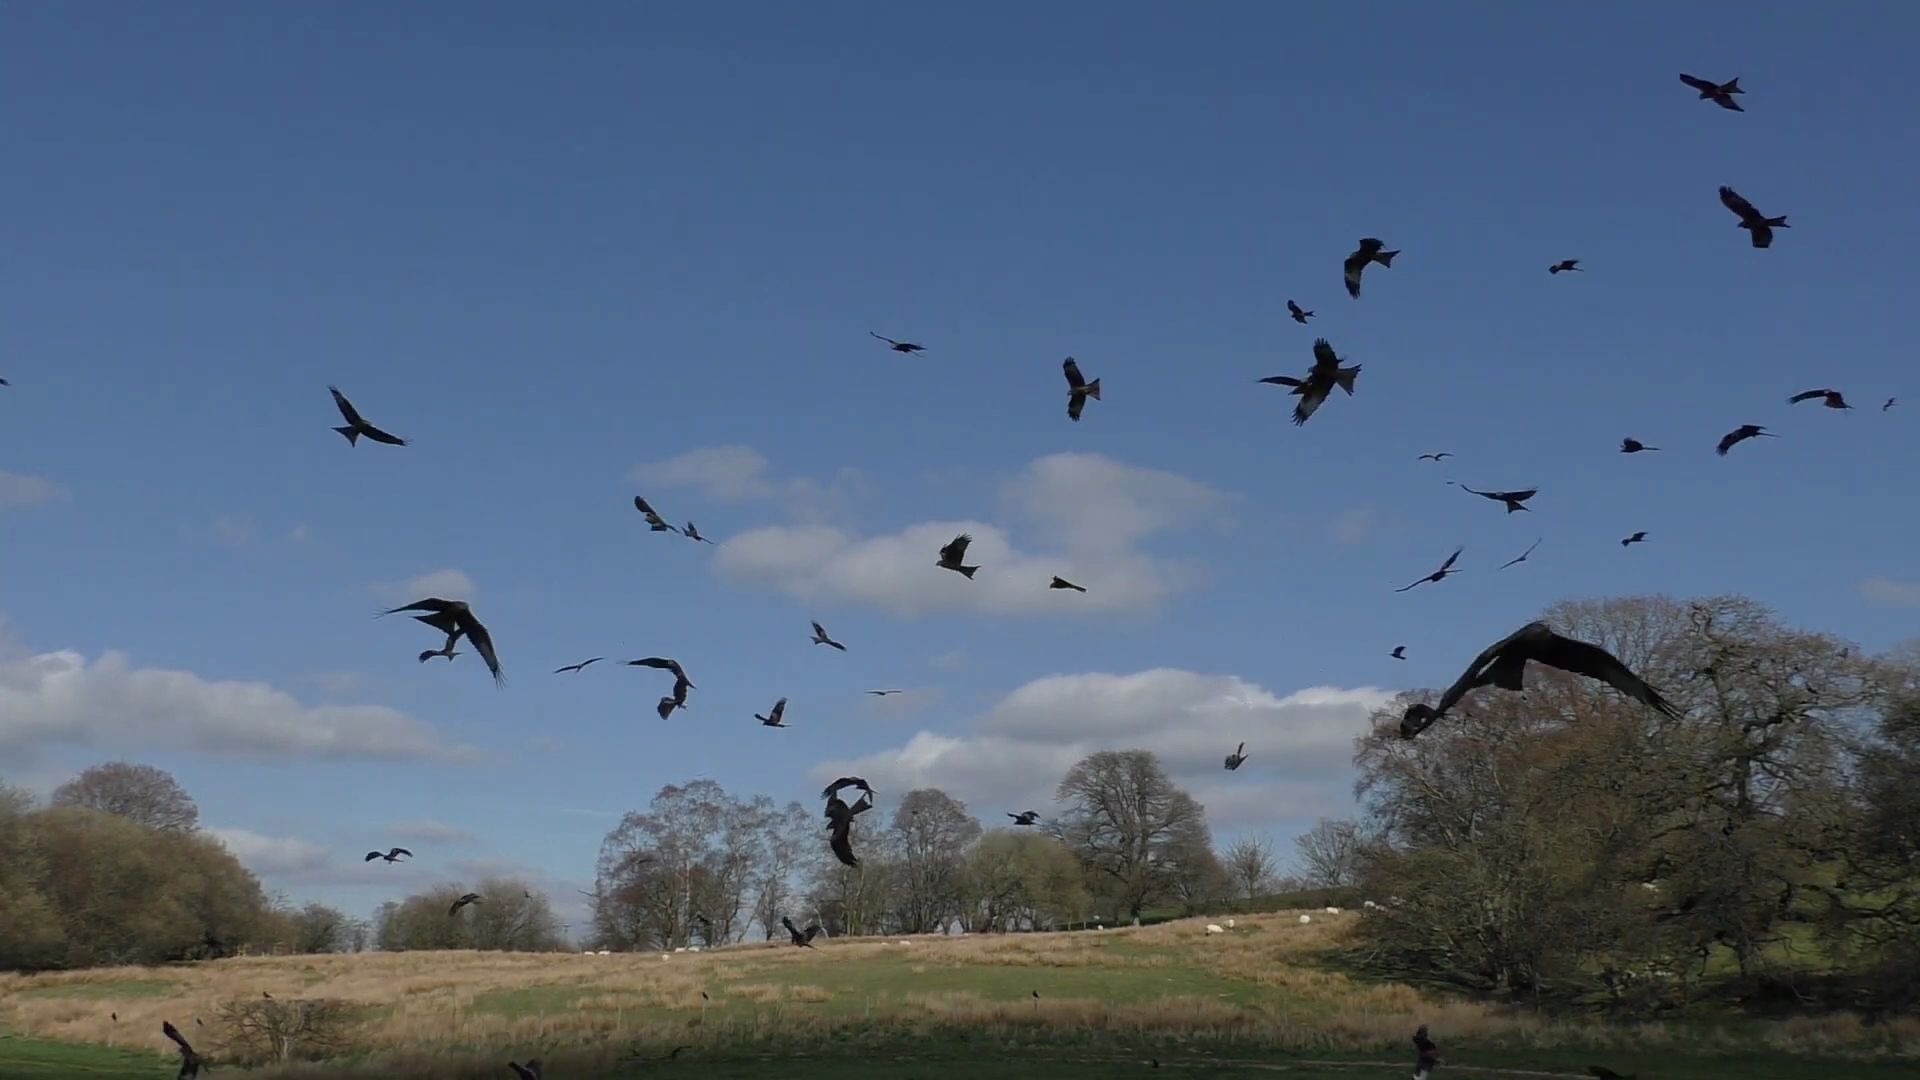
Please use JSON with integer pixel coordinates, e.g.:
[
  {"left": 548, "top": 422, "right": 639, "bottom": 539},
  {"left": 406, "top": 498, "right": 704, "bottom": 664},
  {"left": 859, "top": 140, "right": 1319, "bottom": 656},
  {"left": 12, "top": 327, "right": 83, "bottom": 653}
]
[
  {"left": 1765, "top": 215, "right": 1789, "bottom": 228},
  {"left": 334, "top": 426, "right": 360, "bottom": 445},
  {"left": 1085, "top": 378, "right": 1101, "bottom": 400},
  {"left": 958, "top": 565, "right": 978, "bottom": 579},
  {"left": 1335, "top": 366, "right": 1361, "bottom": 394},
  {"left": 1375, "top": 249, "right": 1399, "bottom": 267}
]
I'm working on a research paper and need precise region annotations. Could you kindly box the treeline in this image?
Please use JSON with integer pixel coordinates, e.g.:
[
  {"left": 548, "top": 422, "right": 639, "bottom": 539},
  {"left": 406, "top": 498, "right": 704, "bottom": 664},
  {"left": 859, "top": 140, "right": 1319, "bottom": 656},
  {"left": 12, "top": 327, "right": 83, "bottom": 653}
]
[
  {"left": 1319, "top": 595, "right": 1920, "bottom": 1014},
  {"left": 586, "top": 750, "right": 1232, "bottom": 949}
]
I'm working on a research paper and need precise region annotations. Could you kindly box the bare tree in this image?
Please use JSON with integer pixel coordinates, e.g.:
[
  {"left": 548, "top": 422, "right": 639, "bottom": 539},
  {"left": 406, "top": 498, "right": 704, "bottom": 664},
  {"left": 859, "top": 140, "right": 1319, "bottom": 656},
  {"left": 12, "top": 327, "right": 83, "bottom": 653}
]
[
  {"left": 890, "top": 788, "right": 982, "bottom": 933},
  {"left": 51, "top": 762, "right": 199, "bottom": 831},
  {"left": 1293, "top": 818, "right": 1365, "bottom": 890},
  {"left": 1223, "top": 834, "right": 1279, "bottom": 901},
  {"left": 1052, "top": 749, "right": 1214, "bottom": 919}
]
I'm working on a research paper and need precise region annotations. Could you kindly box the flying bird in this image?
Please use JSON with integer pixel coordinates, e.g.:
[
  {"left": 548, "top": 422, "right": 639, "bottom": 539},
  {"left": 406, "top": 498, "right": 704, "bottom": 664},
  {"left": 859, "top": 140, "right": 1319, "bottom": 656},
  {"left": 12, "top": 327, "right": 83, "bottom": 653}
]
[
  {"left": 1399, "top": 620, "right": 1682, "bottom": 738},
  {"left": 1587, "top": 1067, "right": 1637, "bottom": 1080},
  {"left": 1679, "top": 73, "right": 1745, "bottom": 111},
  {"left": 1416, "top": 452, "right": 1452, "bottom": 462},
  {"left": 825, "top": 790, "right": 873, "bottom": 867},
  {"left": 1788, "top": 388, "right": 1853, "bottom": 410},
  {"left": 1499, "top": 538, "right": 1542, "bottom": 570},
  {"left": 1007, "top": 810, "right": 1040, "bottom": 826},
  {"left": 629, "top": 656, "right": 694, "bottom": 718},
  {"left": 1621, "top": 531, "right": 1648, "bottom": 547},
  {"left": 810, "top": 621, "right": 847, "bottom": 651},
  {"left": 1396, "top": 546, "right": 1465, "bottom": 592},
  {"left": 869, "top": 331, "right": 925, "bottom": 354},
  {"left": 1343, "top": 237, "right": 1399, "bottom": 298},
  {"left": 937, "top": 533, "right": 979, "bottom": 579},
  {"left": 0, "top": 377, "right": 9, "bottom": 386},
  {"left": 1260, "top": 337, "right": 1361, "bottom": 426},
  {"left": 553, "top": 657, "right": 603, "bottom": 674},
  {"left": 449, "top": 892, "right": 483, "bottom": 915},
  {"left": 1549, "top": 259, "right": 1582, "bottom": 274},
  {"left": 1390, "top": 646, "right": 1407, "bottom": 660},
  {"left": 1224, "top": 742, "right": 1248, "bottom": 771},
  {"left": 327, "top": 385, "right": 408, "bottom": 447},
  {"left": 1049, "top": 575, "right": 1086, "bottom": 593},
  {"left": 821, "top": 776, "right": 875, "bottom": 801},
  {"left": 1620, "top": 438, "right": 1659, "bottom": 453},
  {"left": 755, "top": 697, "right": 789, "bottom": 727},
  {"left": 508, "top": 1060, "right": 544, "bottom": 1080},
  {"left": 864, "top": 689, "right": 903, "bottom": 696},
  {"left": 1062, "top": 357, "right": 1102, "bottom": 422},
  {"left": 782, "top": 916, "right": 824, "bottom": 948},
  {"left": 682, "top": 521, "right": 716, "bottom": 544},
  {"left": 1454, "top": 483, "right": 1537, "bottom": 514},
  {"left": 632, "top": 496, "right": 679, "bottom": 533},
  {"left": 364, "top": 847, "right": 412, "bottom": 863},
  {"left": 162, "top": 1020, "right": 205, "bottom": 1079},
  {"left": 1718, "top": 186, "right": 1789, "bottom": 249},
  {"left": 380, "top": 598, "right": 504, "bottom": 685},
  {"left": 1286, "top": 299, "right": 1314, "bottom": 324},
  {"left": 417, "top": 645, "right": 459, "bottom": 663},
  {"left": 1884, "top": 397, "right": 1897, "bottom": 411},
  {"left": 1716, "top": 424, "right": 1776, "bottom": 456}
]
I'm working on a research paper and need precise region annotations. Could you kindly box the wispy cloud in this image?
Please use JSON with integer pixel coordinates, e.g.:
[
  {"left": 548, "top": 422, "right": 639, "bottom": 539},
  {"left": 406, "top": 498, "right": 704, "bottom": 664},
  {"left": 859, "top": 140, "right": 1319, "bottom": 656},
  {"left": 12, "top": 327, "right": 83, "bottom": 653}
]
[
  {"left": 211, "top": 515, "right": 258, "bottom": 548},
  {"left": 372, "top": 568, "right": 477, "bottom": 603},
  {"left": 208, "top": 828, "right": 336, "bottom": 878},
  {"left": 388, "top": 818, "right": 477, "bottom": 845},
  {"left": 0, "top": 471, "right": 68, "bottom": 509},
  {"left": 631, "top": 444, "right": 868, "bottom": 524},
  {"left": 1858, "top": 577, "right": 1920, "bottom": 608}
]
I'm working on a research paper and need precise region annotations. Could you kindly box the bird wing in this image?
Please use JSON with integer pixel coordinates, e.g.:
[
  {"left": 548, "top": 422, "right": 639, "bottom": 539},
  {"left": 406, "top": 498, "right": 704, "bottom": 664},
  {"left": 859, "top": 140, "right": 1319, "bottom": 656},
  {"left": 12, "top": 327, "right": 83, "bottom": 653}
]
[
  {"left": 1678, "top": 73, "right": 1715, "bottom": 93},
  {"left": 382, "top": 598, "right": 458, "bottom": 617},
  {"left": 509, "top": 1064, "right": 537, "bottom": 1080},
  {"left": 829, "top": 822, "right": 859, "bottom": 867},
  {"left": 1719, "top": 186, "right": 1761, "bottom": 223},
  {"left": 1500, "top": 488, "right": 1539, "bottom": 502},
  {"left": 1291, "top": 381, "right": 1330, "bottom": 425},
  {"left": 1431, "top": 621, "right": 1551, "bottom": 716},
  {"left": 1342, "top": 252, "right": 1367, "bottom": 297},
  {"left": 811, "top": 620, "right": 828, "bottom": 639},
  {"left": 1287, "top": 300, "right": 1304, "bottom": 317},
  {"left": 1438, "top": 546, "right": 1463, "bottom": 572},
  {"left": 633, "top": 495, "right": 661, "bottom": 517},
  {"left": 1068, "top": 392, "right": 1085, "bottom": 422},
  {"left": 1310, "top": 338, "right": 1338, "bottom": 371},
  {"left": 163, "top": 1021, "right": 193, "bottom": 1053},
  {"left": 804, "top": 924, "right": 823, "bottom": 942},
  {"left": 940, "top": 533, "right": 972, "bottom": 563},
  {"left": 328, "top": 386, "right": 366, "bottom": 427},
  {"left": 868, "top": 331, "right": 899, "bottom": 347},
  {"left": 1716, "top": 429, "right": 1742, "bottom": 455},
  {"left": 1259, "top": 375, "right": 1304, "bottom": 387},
  {"left": 770, "top": 698, "right": 786, "bottom": 722},
  {"left": 358, "top": 423, "right": 407, "bottom": 446},
  {"left": 1536, "top": 631, "right": 1682, "bottom": 718},
  {"left": 454, "top": 610, "right": 505, "bottom": 685},
  {"left": 1788, "top": 388, "right": 1830, "bottom": 403},
  {"left": 1062, "top": 357, "right": 1087, "bottom": 391},
  {"left": 392, "top": 848, "right": 412, "bottom": 858}
]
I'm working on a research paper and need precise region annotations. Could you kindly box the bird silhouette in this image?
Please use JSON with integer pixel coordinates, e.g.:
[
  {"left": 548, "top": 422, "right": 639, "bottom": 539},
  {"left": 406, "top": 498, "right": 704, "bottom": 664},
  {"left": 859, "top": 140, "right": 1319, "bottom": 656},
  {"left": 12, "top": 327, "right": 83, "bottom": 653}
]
[
  {"left": 1621, "top": 531, "right": 1649, "bottom": 547},
  {"left": 1884, "top": 397, "right": 1897, "bottom": 411},
  {"left": 1223, "top": 742, "right": 1248, "bottom": 771},
  {"left": 364, "top": 847, "right": 412, "bottom": 863},
  {"left": 1719, "top": 186, "right": 1789, "bottom": 248},
  {"left": 1007, "top": 810, "right": 1040, "bottom": 826},
  {"left": 1049, "top": 575, "right": 1087, "bottom": 593},
  {"left": 1587, "top": 1067, "right": 1637, "bottom": 1080},
  {"left": 683, "top": 521, "right": 716, "bottom": 544},
  {"left": 869, "top": 331, "right": 925, "bottom": 353},
  {"left": 632, "top": 495, "right": 679, "bottom": 533},
  {"left": 629, "top": 657, "right": 694, "bottom": 718},
  {"left": 1679, "top": 73, "right": 1745, "bottom": 111},
  {"left": 825, "top": 790, "right": 873, "bottom": 867},
  {"left": 1396, "top": 547, "right": 1465, "bottom": 592},
  {"left": 162, "top": 1020, "right": 205, "bottom": 1078},
  {"left": 1390, "top": 646, "right": 1407, "bottom": 660},
  {"left": 1549, "top": 259, "right": 1582, "bottom": 274},
  {"left": 449, "top": 892, "right": 483, "bottom": 915},
  {"left": 508, "top": 1059, "right": 544, "bottom": 1079},
  {"left": 937, "top": 533, "right": 979, "bottom": 579},
  {"left": 327, "top": 386, "right": 408, "bottom": 447},
  {"left": 782, "top": 916, "right": 824, "bottom": 947},
  {"left": 553, "top": 657, "right": 603, "bottom": 674},
  {"left": 1454, "top": 483, "right": 1537, "bottom": 513},
  {"left": 1343, "top": 237, "right": 1399, "bottom": 298},
  {"left": 1620, "top": 437, "right": 1659, "bottom": 453},
  {"left": 1286, "top": 299, "right": 1314, "bottom": 324},
  {"left": 755, "top": 697, "right": 788, "bottom": 727},
  {"left": 1260, "top": 338, "right": 1361, "bottom": 426},
  {"left": 1716, "top": 424, "right": 1777, "bottom": 456},
  {"left": 864, "top": 689, "right": 903, "bottom": 696},
  {"left": 1417, "top": 452, "right": 1452, "bottom": 462},
  {"left": 1400, "top": 621, "right": 1681, "bottom": 738},
  {"left": 821, "top": 776, "right": 875, "bottom": 801},
  {"left": 1413, "top": 1025, "right": 1440, "bottom": 1080},
  {"left": 380, "top": 598, "right": 504, "bottom": 685},
  {"left": 1789, "top": 388, "right": 1853, "bottom": 410},
  {"left": 1499, "top": 538, "right": 1543, "bottom": 570},
  {"left": 810, "top": 621, "right": 847, "bottom": 651},
  {"left": 1062, "top": 357, "right": 1102, "bottom": 422}
]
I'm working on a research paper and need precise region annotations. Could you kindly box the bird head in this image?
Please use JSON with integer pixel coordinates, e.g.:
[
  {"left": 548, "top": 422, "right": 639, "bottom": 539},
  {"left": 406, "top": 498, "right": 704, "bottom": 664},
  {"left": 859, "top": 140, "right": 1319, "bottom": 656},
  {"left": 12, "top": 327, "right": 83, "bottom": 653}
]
[{"left": 1399, "top": 704, "right": 1438, "bottom": 739}]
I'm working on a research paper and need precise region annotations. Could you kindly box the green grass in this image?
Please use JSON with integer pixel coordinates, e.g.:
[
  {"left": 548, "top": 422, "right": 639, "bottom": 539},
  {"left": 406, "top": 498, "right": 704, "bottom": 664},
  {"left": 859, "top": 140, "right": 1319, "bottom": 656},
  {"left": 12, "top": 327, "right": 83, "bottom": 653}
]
[{"left": 0, "top": 1034, "right": 171, "bottom": 1080}]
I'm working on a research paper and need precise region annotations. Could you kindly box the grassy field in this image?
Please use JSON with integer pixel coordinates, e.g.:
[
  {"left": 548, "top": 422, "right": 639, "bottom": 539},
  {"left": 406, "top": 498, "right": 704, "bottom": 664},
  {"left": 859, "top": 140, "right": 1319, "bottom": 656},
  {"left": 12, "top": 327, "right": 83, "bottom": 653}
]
[{"left": 2, "top": 911, "right": 1915, "bottom": 1078}]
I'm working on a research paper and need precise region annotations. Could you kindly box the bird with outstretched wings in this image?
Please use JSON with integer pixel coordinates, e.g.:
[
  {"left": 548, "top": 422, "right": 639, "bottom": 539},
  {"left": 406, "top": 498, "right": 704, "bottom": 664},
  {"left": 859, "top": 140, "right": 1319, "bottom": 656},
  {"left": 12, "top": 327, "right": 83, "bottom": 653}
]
[
  {"left": 327, "top": 385, "right": 408, "bottom": 447},
  {"left": 1400, "top": 621, "right": 1681, "bottom": 737}
]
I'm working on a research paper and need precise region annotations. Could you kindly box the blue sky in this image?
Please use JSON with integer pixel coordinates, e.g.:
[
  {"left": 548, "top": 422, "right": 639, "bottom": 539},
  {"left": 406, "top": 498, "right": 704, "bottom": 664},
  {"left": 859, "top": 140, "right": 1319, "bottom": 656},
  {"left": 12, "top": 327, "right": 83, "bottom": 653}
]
[{"left": 2, "top": 3, "right": 1915, "bottom": 934}]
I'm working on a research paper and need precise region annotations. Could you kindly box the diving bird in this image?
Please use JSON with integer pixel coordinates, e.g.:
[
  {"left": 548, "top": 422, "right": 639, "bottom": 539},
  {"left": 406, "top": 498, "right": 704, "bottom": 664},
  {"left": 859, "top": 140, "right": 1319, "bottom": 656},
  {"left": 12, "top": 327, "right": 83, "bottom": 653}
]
[
  {"left": 810, "top": 621, "right": 847, "bottom": 651},
  {"left": 1343, "top": 237, "right": 1399, "bottom": 298},
  {"left": 1679, "top": 73, "right": 1745, "bottom": 111},
  {"left": 1498, "top": 538, "right": 1542, "bottom": 570},
  {"left": 449, "top": 892, "right": 483, "bottom": 915},
  {"left": 1390, "top": 646, "right": 1407, "bottom": 660},
  {"left": 1399, "top": 620, "right": 1682, "bottom": 738},
  {"left": 1620, "top": 437, "right": 1659, "bottom": 453},
  {"left": 380, "top": 598, "right": 504, "bottom": 685},
  {"left": 1549, "top": 259, "right": 1582, "bottom": 274},
  {"left": 1062, "top": 357, "right": 1102, "bottom": 422},
  {"left": 1260, "top": 337, "right": 1361, "bottom": 426},
  {"left": 1454, "top": 483, "right": 1537, "bottom": 514},
  {"left": 508, "top": 1061, "right": 544, "bottom": 1080},
  {"left": 864, "top": 689, "right": 903, "bottom": 696},
  {"left": 1396, "top": 547, "right": 1465, "bottom": 592},
  {"left": 1417, "top": 452, "right": 1452, "bottom": 462},
  {"left": 782, "top": 916, "right": 824, "bottom": 947},
  {"left": 364, "top": 847, "right": 412, "bottom": 863},
  {"left": 632, "top": 496, "right": 679, "bottom": 533},
  {"left": 755, "top": 697, "right": 789, "bottom": 727},
  {"left": 1587, "top": 1067, "right": 1637, "bottom": 1080},
  {"left": 937, "top": 533, "right": 979, "bottom": 579},
  {"left": 417, "top": 645, "right": 460, "bottom": 663},
  {"left": 1621, "top": 531, "right": 1648, "bottom": 547},
  {"left": 1224, "top": 742, "right": 1248, "bottom": 771},
  {"left": 1789, "top": 388, "right": 1853, "bottom": 410},
  {"left": 683, "top": 521, "right": 716, "bottom": 544},
  {"left": 821, "top": 776, "right": 875, "bottom": 801},
  {"left": 1008, "top": 811, "right": 1040, "bottom": 826},
  {"left": 1718, "top": 185, "right": 1789, "bottom": 249},
  {"left": 1049, "top": 575, "right": 1086, "bottom": 593},
  {"left": 1716, "top": 424, "right": 1776, "bottom": 456},
  {"left": 327, "top": 385, "right": 408, "bottom": 447},
  {"left": 162, "top": 1021, "right": 205, "bottom": 1079},
  {"left": 553, "top": 657, "right": 603, "bottom": 674},
  {"left": 1286, "top": 299, "right": 1314, "bottom": 324},
  {"left": 869, "top": 331, "right": 924, "bottom": 354},
  {"left": 825, "top": 790, "right": 873, "bottom": 867}
]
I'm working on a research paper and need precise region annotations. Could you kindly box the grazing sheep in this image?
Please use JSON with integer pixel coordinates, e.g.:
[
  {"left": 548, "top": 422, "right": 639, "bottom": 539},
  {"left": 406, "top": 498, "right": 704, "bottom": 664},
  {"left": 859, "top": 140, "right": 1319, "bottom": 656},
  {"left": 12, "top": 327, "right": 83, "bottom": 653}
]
[
  {"left": 1298, "top": 914, "right": 1312, "bottom": 925},
  {"left": 1205, "top": 924, "right": 1225, "bottom": 934}
]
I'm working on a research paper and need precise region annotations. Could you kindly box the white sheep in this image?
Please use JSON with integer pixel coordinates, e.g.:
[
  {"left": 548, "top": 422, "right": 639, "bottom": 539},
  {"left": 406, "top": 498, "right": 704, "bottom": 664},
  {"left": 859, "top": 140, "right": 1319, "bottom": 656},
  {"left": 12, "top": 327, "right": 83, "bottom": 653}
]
[
  {"left": 1362, "top": 900, "right": 1378, "bottom": 909},
  {"left": 1205, "top": 924, "right": 1225, "bottom": 934},
  {"left": 1298, "top": 914, "right": 1312, "bottom": 925},
  {"left": 1225, "top": 918, "right": 1235, "bottom": 929}
]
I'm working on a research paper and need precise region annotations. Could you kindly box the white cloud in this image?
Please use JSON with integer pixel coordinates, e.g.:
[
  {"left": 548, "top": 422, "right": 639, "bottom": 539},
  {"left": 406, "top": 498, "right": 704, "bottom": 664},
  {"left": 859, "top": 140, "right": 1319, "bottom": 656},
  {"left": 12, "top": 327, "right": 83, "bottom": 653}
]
[
  {"left": 1326, "top": 507, "right": 1386, "bottom": 546},
  {"left": 288, "top": 524, "right": 313, "bottom": 544},
  {"left": 208, "top": 828, "right": 335, "bottom": 878},
  {"left": 712, "top": 453, "right": 1231, "bottom": 617},
  {"left": 812, "top": 670, "right": 1392, "bottom": 832},
  {"left": 211, "top": 515, "right": 257, "bottom": 548},
  {"left": 1858, "top": 577, "right": 1920, "bottom": 608},
  {"left": 0, "top": 471, "right": 68, "bottom": 509},
  {"left": 631, "top": 445, "right": 867, "bottom": 523},
  {"left": 373, "top": 568, "right": 476, "bottom": 603},
  {"left": 389, "top": 818, "right": 477, "bottom": 845},
  {"left": 0, "top": 649, "right": 479, "bottom": 763}
]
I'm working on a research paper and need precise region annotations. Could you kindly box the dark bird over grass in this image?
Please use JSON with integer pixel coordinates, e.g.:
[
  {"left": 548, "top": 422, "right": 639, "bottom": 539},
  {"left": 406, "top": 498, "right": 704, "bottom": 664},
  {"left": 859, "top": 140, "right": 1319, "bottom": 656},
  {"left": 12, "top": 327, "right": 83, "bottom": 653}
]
[
  {"left": 553, "top": 657, "right": 603, "bottom": 674},
  {"left": 1620, "top": 437, "right": 1659, "bottom": 453},
  {"left": 869, "top": 331, "right": 924, "bottom": 354},
  {"left": 632, "top": 495, "right": 679, "bottom": 533},
  {"left": 810, "top": 621, "right": 847, "bottom": 650},
  {"left": 683, "top": 521, "right": 715, "bottom": 543},
  {"left": 1454, "top": 482, "right": 1538, "bottom": 513},
  {"left": 1417, "top": 452, "right": 1452, "bottom": 462},
  {"left": 1260, "top": 338, "right": 1361, "bottom": 426},
  {"left": 755, "top": 697, "right": 788, "bottom": 727},
  {"left": 1396, "top": 546, "right": 1465, "bottom": 592},
  {"left": 1717, "top": 424, "right": 1777, "bottom": 456},
  {"left": 1400, "top": 621, "right": 1682, "bottom": 738},
  {"left": 937, "top": 533, "right": 979, "bottom": 579},
  {"left": 822, "top": 776, "right": 875, "bottom": 801},
  {"left": 163, "top": 1020, "right": 205, "bottom": 1079},
  {"left": 1587, "top": 1066, "right": 1637, "bottom": 1080},
  {"left": 825, "top": 790, "right": 873, "bottom": 867},
  {"left": 1621, "top": 531, "right": 1649, "bottom": 547},
  {"left": 782, "top": 916, "right": 823, "bottom": 947},
  {"left": 508, "top": 1059, "right": 543, "bottom": 1080},
  {"left": 380, "top": 598, "right": 504, "bottom": 685},
  {"left": 1008, "top": 810, "right": 1040, "bottom": 826},
  {"left": 364, "top": 847, "right": 412, "bottom": 863},
  {"left": 449, "top": 892, "right": 483, "bottom": 915},
  {"left": 1062, "top": 357, "right": 1102, "bottom": 422},
  {"left": 1286, "top": 299, "right": 1314, "bottom": 324},
  {"left": 1499, "top": 538, "right": 1543, "bottom": 570},
  {"left": 327, "top": 385, "right": 408, "bottom": 447},
  {"left": 1223, "top": 742, "right": 1247, "bottom": 771},
  {"left": 1343, "top": 237, "right": 1399, "bottom": 298},
  {"left": 1049, "top": 575, "right": 1086, "bottom": 593},
  {"left": 1719, "top": 185, "right": 1789, "bottom": 248},
  {"left": 1789, "top": 388, "right": 1853, "bottom": 410},
  {"left": 1390, "top": 646, "right": 1407, "bottom": 660},
  {"left": 1549, "top": 259, "right": 1582, "bottom": 274},
  {"left": 1679, "top": 73, "right": 1745, "bottom": 111}
]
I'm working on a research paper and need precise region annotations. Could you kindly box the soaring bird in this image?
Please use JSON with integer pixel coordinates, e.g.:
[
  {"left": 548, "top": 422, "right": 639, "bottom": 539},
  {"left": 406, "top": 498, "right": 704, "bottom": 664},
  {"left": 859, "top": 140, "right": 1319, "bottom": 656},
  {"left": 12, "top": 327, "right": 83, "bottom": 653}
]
[
  {"left": 810, "top": 621, "right": 847, "bottom": 651},
  {"left": 937, "top": 533, "right": 979, "bottom": 579},
  {"left": 782, "top": 916, "right": 824, "bottom": 947},
  {"left": 1007, "top": 810, "right": 1040, "bottom": 826},
  {"left": 1789, "top": 388, "right": 1853, "bottom": 410},
  {"left": 632, "top": 496, "right": 680, "bottom": 533},
  {"left": 1049, "top": 575, "right": 1087, "bottom": 593},
  {"left": 864, "top": 689, "right": 903, "bottom": 696},
  {"left": 821, "top": 776, "right": 875, "bottom": 801},
  {"left": 755, "top": 697, "right": 789, "bottom": 727},
  {"left": 1390, "top": 646, "right": 1407, "bottom": 660},
  {"left": 508, "top": 1060, "right": 544, "bottom": 1080},
  {"left": 553, "top": 657, "right": 603, "bottom": 674},
  {"left": 683, "top": 521, "right": 716, "bottom": 544},
  {"left": 1343, "top": 237, "right": 1399, "bottom": 298},
  {"left": 1621, "top": 531, "right": 1649, "bottom": 547},
  {"left": 1716, "top": 424, "right": 1776, "bottom": 456},
  {"left": 1454, "top": 482, "right": 1537, "bottom": 514},
  {"left": 1549, "top": 259, "right": 1582, "bottom": 274},
  {"left": 1620, "top": 437, "right": 1659, "bottom": 453},
  {"left": 380, "top": 598, "right": 504, "bottom": 685},
  {"left": 0, "top": 377, "right": 9, "bottom": 386},
  {"left": 1260, "top": 338, "right": 1361, "bottom": 426},
  {"left": 1396, "top": 547, "right": 1465, "bottom": 592},
  {"left": 162, "top": 1020, "right": 205, "bottom": 1079},
  {"left": 1062, "top": 357, "right": 1102, "bottom": 422},
  {"left": 1718, "top": 186, "right": 1789, "bottom": 249},
  {"left": 869, "top": 331, "right": 925, "bottom": 354},
  {"left": 1417, "top": 452, "right": 1452, "bottom": 462},
  {"left": 629, "top": 656, "right": 694, "bottom": 717},
  {"left": 1679, "top": 73, "right": 1745, "bottom": 111},
  {"left": 1286, "top": 299, "right": 1314, "bottom": 324},
  {"left": 1498, "top": 538, "right": 1543, "bottom": 570},
  {"left": 1885, "top": 397, "right": 1897, "bottom": 411},
  {"left": 449, "top": 892, "right": 483, "bottom": 915},
  {"left": 327, "top": 386, "right": 408, "bottom": 447},
  {"left": 1399, "top": 621, "right": 1681, "bottom": 738},
  {"left": 1224, "top": 742, "right": 1248, "bottom": 771},
  {"left": 1587, "top": 1067, "right": 1637, "bottom": 1080},
  {"left": 417, "top": 645, "right": 459, "bottom": 663},
  {"left": 364, "top": 847, "right": 412, "bottom": 863},
  {"left": 825, "top": 790, "right": 873, "bottom": 867}
]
